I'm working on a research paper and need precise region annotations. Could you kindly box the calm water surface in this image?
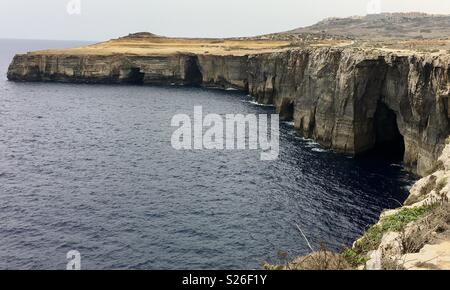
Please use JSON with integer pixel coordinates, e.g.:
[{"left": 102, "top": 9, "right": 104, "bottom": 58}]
[{"left": 0, "top": 39, "right": 415, "bottom": 269}]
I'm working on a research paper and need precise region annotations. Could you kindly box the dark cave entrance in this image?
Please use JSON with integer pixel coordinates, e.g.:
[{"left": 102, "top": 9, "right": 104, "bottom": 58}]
[
  {"left": 127, "top": 68, "right": 145, "bottom": 84},
  {"left": 185, "top": 57, "right": 203, "bottom": 86},
  {"left": 279, "top": 99, "right": 294, "bottom": 121},
  {"left": 370, "top": 102, "right": 405, "bottom": 162}
]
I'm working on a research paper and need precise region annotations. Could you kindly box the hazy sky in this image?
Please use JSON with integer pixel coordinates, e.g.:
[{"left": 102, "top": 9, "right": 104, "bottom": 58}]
[{"left": 1, "top": 0, "right": 450, "bottom": 41}]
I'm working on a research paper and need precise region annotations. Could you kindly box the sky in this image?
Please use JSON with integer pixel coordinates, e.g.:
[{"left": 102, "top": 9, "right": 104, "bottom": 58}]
[{"left": 1, "top": 0, "right": 450, "bottom": 41}]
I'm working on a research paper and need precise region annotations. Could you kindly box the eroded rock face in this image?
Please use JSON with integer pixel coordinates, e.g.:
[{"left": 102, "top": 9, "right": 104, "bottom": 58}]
[
  {"left": 247, "top": 48, "right": 450, "bottom": 175},
  {"left": 7, "top": 48, "right": 450, "bottom": 175},
  {"left": 405, "top": 141, "right": 450, "bottom": 206},
  {"left": 7, "top": 54, "right": 206, "bottom": 85},
  {"left": 197, "top": 55, "right": 248, "bottom": 90}
]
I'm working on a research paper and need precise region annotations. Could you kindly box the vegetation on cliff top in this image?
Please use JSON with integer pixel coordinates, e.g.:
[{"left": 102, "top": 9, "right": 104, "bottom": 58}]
[
  {"left": 343, "top": 206, "right": 430, "bottom": 267},
  {"left": 264, "top": 205, "right": 439, "bottom": 270}
]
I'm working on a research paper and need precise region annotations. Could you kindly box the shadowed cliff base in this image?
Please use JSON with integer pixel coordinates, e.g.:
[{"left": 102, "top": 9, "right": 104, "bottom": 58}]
[
  {"left": 278, "top": 99, "right": 294, "bottom": 121},
  {"left": 185, "top": 56, "right": 203, "bottom": 86},
  {"left": 123, "top": 67, "right": 145, "bottom": 84}
]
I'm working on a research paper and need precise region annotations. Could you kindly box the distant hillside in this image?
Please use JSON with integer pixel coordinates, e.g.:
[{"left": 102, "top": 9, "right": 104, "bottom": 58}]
[
  {"left": 288, "top": 13, "right": 450, "bottom": 39},
  {"left": 120, "top": 32, "right": 162, "bottom": 39}
]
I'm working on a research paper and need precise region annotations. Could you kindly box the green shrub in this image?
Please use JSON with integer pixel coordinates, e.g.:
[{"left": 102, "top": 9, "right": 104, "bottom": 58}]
[
  {"left": 345, "top": 206, "right": 430, "bottom": 267},
  {"left": 380, "top": 207, "right": 428, "bottom": 232},
  {"left": 342, "top": 248, "right": 367, "bottom": 267}
]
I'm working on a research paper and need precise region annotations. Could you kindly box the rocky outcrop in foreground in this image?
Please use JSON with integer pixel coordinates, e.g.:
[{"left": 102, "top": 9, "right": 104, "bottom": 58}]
[
  {"left": 361, "top": 140, "right": 450, "bottom": 270},
  {"left": 265, "top": 141, "right": 450, "bottom": 270},
  {"left": 8, "top": 41, "right": 450, "bottom": 176}
]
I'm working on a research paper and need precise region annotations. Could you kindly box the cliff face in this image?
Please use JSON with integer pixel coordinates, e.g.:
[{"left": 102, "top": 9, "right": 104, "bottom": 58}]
[
  {"left": 7, "top": 54, "right": 204, "bottom": 85},
  {"left": 7, "top": 48, "right": 450, "bottom": 176},
  {"left": 7, "top": 53, "right": 249, "bottom": 89},
  {"left": 197, "top": 55, "right": 248, "bottom": 90},
  {"left": 248, "top": 48, "right": 450, "bottom": 175}
]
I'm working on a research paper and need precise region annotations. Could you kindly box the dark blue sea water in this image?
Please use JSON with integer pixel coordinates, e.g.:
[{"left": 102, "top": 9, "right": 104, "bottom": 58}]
[{"left": 0, "top": 39, "right": 415, "bottom": 270}]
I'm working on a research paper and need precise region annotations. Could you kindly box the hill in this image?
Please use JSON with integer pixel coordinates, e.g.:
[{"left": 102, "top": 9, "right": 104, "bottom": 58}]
[{"left": 288, "top": 13, "right": 450, "bottom": 40}]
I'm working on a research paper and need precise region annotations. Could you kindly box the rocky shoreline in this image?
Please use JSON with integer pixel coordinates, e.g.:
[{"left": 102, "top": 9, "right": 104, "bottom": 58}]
[
  {"left": 7, "top": 34, "right": 450, "bottom": 269},
  {"left": 8, "top": 40, "right": 450, "bottom": 176}
]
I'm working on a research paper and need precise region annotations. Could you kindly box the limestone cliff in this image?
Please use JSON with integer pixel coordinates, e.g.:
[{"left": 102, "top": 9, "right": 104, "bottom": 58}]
[
  {"left": 8, "top": 43, "right": 450, "bottom": 176},
  {"left": 248, "top": 48, "right": 450, "bottom": 176},
  {"left": 7, "top": 53, "right": 251, "bottom": 89},
  {"left": 7, "top": 53, "right": 205, "bottom": 85}
]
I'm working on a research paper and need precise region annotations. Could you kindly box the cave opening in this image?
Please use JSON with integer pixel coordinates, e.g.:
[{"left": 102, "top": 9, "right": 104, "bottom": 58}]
[
  {"left": 370, "top": 102, "right": 405, "bottom": 162},
  {"left": 127, "top": 68, "right": 145, "bottom": 84},
  {"left": 186, "top": 57, "right": 203, "bottom": 86},
  {"left": 279, "top": 99, "right": 294, "bottom": 121}
]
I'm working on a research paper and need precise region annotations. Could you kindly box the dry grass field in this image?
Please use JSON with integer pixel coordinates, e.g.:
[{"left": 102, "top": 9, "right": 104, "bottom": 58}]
[
  {"left": 25, "top": 13, "right": 450, "bottom": 58},
  {"left": 26, "top": 34, "right": 450, "bottom": 58},
  {"left": 31, "top": 35, "right": 295, "bottom": 57}
]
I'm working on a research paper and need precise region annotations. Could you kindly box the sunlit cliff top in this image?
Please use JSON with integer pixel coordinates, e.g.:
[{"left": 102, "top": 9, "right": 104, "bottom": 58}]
[{"left": 24, "top": 13, "right": 450, "bottom": 57}]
